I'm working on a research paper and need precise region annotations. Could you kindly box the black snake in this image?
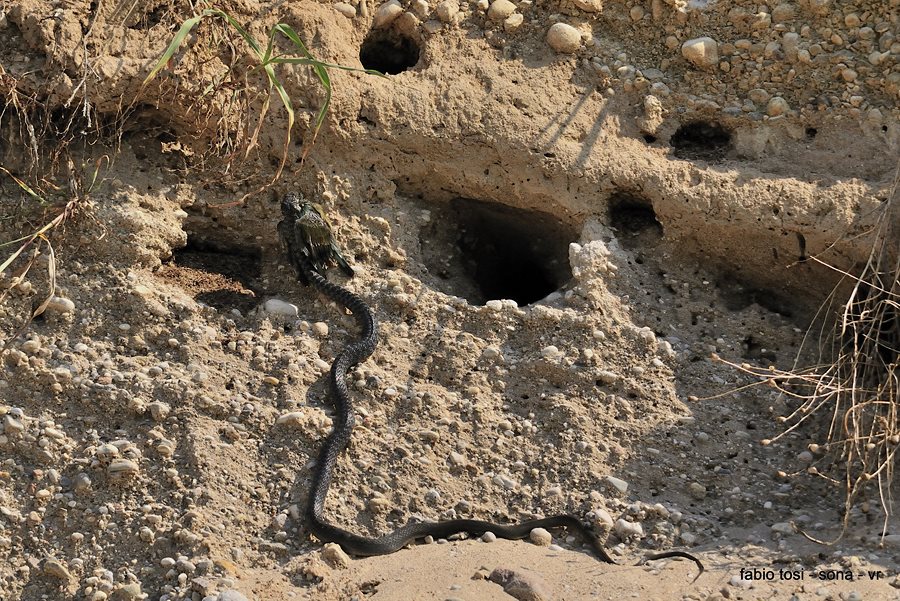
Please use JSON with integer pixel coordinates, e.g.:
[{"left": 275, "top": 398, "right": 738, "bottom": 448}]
[{"left": 278, "top": 193, "right": 703, "bottom": 576}]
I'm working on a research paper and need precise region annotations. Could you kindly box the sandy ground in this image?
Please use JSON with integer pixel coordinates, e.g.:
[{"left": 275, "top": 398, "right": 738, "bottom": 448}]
[{"left": 0, "top": 0, "right": 899, "bottom": 599}]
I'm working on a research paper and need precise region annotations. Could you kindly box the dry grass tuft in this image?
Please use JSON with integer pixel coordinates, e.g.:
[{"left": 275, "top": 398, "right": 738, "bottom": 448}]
[{"left": 719, "top": 165, "right": 899, "bottom": 540}]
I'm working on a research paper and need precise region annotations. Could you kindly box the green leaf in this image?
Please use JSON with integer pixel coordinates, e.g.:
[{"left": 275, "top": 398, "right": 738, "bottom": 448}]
[{"left": 143, "top": 12, "right": 207, "bottom": 85}]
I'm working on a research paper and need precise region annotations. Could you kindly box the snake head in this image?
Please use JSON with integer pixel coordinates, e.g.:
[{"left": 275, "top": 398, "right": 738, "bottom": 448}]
[{"left": 279, "top": 192, "right": 355, "bottom": 284}]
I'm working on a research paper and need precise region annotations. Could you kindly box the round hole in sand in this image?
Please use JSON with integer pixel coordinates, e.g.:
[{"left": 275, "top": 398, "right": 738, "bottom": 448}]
[
  {"left": 608, "top": 192, "right": 663, "bottom": 249},
  {"left": 419, "top": 198, "right": 576, "bottom": 306},
  {"left": 670, "top": 121, "right": 732, "bottom": 161},
  {"left": 359, "top": 30, "right": 420, "bottom": 75}
]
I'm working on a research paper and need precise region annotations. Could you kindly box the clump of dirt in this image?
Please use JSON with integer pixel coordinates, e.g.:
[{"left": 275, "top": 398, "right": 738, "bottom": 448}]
[{"left": 0, "top": 0, "right": 898, "bottom": 600}]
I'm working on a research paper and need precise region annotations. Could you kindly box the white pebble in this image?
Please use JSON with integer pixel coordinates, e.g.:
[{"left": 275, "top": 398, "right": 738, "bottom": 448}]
[
  {"left": 540, "top": 345, "right": 562, "bottom": 360},
  {"left": 485, "top": 300, "right": 503, "bottom": 311},
  {"left": 312, "top": 322, "right": 329, "bottom": 337},
  {"left": 263, "top": 299, "right": 299, "bottom": 318},
  {"left": 276, "top": 412, "right": 305, "bottom": 426},
  {"left": 504, "top": 13, "right": 524, "bottom": 31},
  {"left": 45, "top": 296, "right": 75, "bottom": 314},
  {"left": 546, "top": 23, "right": 581, "bottom": 54},
  {"left": 614, "top": 519, "right": 643, "bottom": 538},
  {"left": 605, "top": 475, "right": 629, "bottom": 494},
  {"left": 333, "top": 2, "right": 356, "bottom": 17},
  {"left": 482, "top": 531, "right": 497, "bottom": 543},
  {"left": 681, "top": 37, "right": 719, "bottom": 68},
  {"left": 373, "top": 0, "right": 403, "bottom": 27}
]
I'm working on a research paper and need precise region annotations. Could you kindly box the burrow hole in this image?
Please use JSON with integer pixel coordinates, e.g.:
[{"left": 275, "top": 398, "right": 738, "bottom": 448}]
[
  {"left": 670, "top": 121, "right": 732, "bottom": 161},
  {"left": 157, "top": 237, "right": 262, "bottom": 314},
  {"left": 608, "top": 192, "right": 663, "bottom": 250},
  {"left": 420, "top": 198, "right": 576, "bottom": 306},
  {"left": 359, "top": 29, "right": 420, "bottom": 74}
]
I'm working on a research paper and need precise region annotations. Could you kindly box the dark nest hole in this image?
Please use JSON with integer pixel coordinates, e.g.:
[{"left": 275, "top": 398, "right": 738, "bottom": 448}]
[
  {"left": 716, "top": 274, "right": 795, "bottom": 319},
  {"left": 420, "top": 198, "right": 576, "bottom": 306},
  {"left": 608, "top": 192, "right": 663, "bottom": 250},
  {"left": 670, "top": 121, "right": 732, "bottom": 161},
  {"left": 157, "top": 238, "right": 262, "bottom": 314},
  {"left": 359, "top": 29, "right": 420, "bottom": 74}
]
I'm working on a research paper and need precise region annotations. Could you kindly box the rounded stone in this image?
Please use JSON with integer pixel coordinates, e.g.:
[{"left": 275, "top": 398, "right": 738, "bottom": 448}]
[
  {"left": 529, "top": 527, "right": 552, "bottom": 546},
  {"left": 546, "top": 23, "right": 582, "bottom": 54},
  {"left": 333, "top": 2, "right": 356, "bottom": 17},
  {"left": 373, "top": 0, "right": 403, "bottom": 28},
  {"left": 45, "top": 296, "right": 76, "bottom": 314},
  {"left": 435, "top": 0, "right": 459, "bottom": 22},
  {"left": 573, "top": 0, "right": 603, "bottom": 11},
  {"left": 681, "top": 37, "right": 719, "bottom": 68},
  {"left": 766, "top": 96, "right": 790, "bottom": 116},
  {"left": 263, "top": 298, "right": 299, "bottom": 318},
  {"left": 487, "top": 0, "right": 516, "bottom": 21}
]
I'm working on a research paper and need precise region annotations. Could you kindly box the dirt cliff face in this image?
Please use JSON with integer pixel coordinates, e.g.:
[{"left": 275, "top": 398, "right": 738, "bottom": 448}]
[{"left": 0, "top": 0, "right": 898, "bottom": 599}]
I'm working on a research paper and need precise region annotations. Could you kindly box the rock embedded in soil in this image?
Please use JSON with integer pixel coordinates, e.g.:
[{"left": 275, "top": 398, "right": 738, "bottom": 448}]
[
  {"left": 681, "top": 37, "right": 719, "bottom": 68},
  {"left": 767, "top": 96, "right": 790, "bottom": 117},
  {"left": 504, "top": 13, "right": 524, "bottom": 32},
  {"left": 374, "top": 0, "right": 403, "bottom": 28},
  {"left": 771, "top": 522, "right": 793, "bottom": 535},
  {"left": 593, "top": 507, "right": 614, "bottom": 529},
  {"left": 605, "top": 475, "right": 629, "bottom": 494},
  {"left": 573, "top": 0, "right": 603, "bottom": 12},
  {"left": 107, "top": 458, "right": 139, "bottom": 478},
  {"left": 263, "top": 298, "right": 299, "bottom": 318},
  {"left": 546, "top": 23, "right": 582, "bottom": 54},
  {"left": 42, "top": 558, "right": 72, "bottom": 581},
  {"left": 489, "top": 567, "right": 551, "bottom": 601},
  {"left": 44, "top": 295, "right": 75, "bottom": 314},
  {"left": 614, "top": 518, "right": 643, "bottom": 538},
  {"left": 333, "top": 2, "right": 356, "bottom": 18},
  {"left": 435, "top": 0, "right": 459, "bottom": 22},
  {"left": 322, "top": 543, "right": 351, "bottom": 568},
  {"left": 487, "top": 0, "right": 516, "bottom": 21}
]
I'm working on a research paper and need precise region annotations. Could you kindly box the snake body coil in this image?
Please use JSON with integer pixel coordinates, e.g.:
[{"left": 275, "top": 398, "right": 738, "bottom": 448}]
[{"left": 279, "top": 193, "right": 702, "bottom": 574}]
